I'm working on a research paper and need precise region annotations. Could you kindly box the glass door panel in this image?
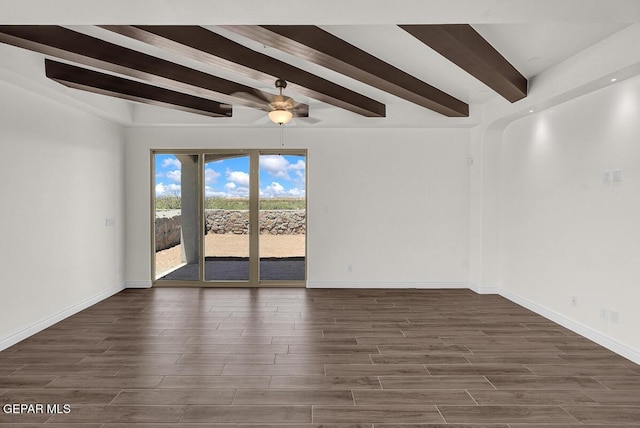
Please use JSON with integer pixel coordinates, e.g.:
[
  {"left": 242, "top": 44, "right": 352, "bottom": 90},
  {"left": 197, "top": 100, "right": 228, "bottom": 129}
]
[
  {"left": 154, "top": 153, "right": 200, "bottom": 281},
  {"left": 259, "top": 153, "right": 306, "bottom": 281},
  {"left": 204, "top": 154, "right": 251, "bottom": 282}
]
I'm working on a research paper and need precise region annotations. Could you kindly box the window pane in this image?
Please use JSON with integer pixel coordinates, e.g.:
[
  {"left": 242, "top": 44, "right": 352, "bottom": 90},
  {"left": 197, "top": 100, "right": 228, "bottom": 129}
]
[
  {"left": 259, "top": 154, "right": 306, "bottom": 281},
  {"left": 204, "top": 154, "right": 250, "bottom": 281},
  {"left": 154, "top": 153, "right": 200, "bottom": 281}
]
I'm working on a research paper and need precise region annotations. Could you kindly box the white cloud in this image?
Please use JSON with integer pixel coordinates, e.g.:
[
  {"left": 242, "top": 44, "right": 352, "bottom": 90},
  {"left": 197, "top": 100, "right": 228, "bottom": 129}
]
[
  {"left": 156, "top": 183, "right": 181, "bottom": 197},
  {"left": 162, "top": 158, "right": 181, "bottom": 169},
  {"left": 261, "top": 181, "right": 286, "bottom": 198},
  {"left": 205, "top": 168, "right": 220, "bottom": 184},
  {"left": 166, "top": 169, "right": 181, "bottom": 183},
  {"left": 286, "top": 187, "right": 305, "bottom": 197},
  {"left": 260, "top": 155, "right": 289, "bottom": 175},
  {"left": 225, "top": 182, "right": 236, "bottom": 190},
  {"left": 232, "top": 186, "right": 249, "bottom": 198},
  {"left": 270, "top": 182, "right": 285, "bottom": 193},
  {"left": 226, "top": 170, "right": 250, "bottom": 187},
  {"left": 290, "top": 159, "right": 306, "bottom": 170},
  {"left": 204, "top": 187, "right": 228, "bottom": 198},
  {"left": 260, "top": 155, "right": 306, "bottom": 181}
]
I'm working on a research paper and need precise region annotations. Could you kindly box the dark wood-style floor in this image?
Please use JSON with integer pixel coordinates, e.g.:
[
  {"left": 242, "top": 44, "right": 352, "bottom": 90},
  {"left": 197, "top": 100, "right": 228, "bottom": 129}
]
[{"left": 1, "top": 288, "right": 640, "bottom": 427}]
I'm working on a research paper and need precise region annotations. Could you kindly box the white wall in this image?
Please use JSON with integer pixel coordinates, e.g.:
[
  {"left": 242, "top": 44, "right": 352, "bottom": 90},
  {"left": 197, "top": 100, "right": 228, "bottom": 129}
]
[
  {"left": 499, "top": 73, "right": 640, "bottom": 354},
  {"left": 0, "top": 79, "right": 125, "bottom": 350},
  {"left": 124, "top": 127, "right": 470, "bottom": 287}
]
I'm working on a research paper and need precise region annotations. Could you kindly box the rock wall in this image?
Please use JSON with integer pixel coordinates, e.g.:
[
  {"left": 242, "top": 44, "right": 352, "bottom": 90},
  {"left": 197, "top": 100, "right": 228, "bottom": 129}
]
[
  {"left": 155, "top": 210, "right": 306, "bottom": 251},
  {"left": 155, "top": 215, "right": 182, "bottom": 252}
]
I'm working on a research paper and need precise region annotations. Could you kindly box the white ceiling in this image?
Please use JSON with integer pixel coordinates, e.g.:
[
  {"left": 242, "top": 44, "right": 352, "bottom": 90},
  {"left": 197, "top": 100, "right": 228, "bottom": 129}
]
[{"left": 0, "top": 1, "right": 636, "bottom": 128}]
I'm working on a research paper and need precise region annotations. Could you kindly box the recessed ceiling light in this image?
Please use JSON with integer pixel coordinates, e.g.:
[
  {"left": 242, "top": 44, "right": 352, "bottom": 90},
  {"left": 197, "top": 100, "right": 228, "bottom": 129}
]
[
  {"left": 611, "top": 78, "right": 618, "bottom": 82},
  {"left": 529, "top": 109, "right": 534, "bottom": 113}
]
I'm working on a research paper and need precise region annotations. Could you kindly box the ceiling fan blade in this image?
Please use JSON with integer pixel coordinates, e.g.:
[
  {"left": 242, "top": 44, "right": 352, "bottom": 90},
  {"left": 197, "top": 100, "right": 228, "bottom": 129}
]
[
  {"left": 296, "top": 116, "right": 322, "bottom": 124},
  {"left": 291, "top": 102, "right": 309, "bottom": 118},
  {"left": 230, "top": 88, "right": 273, "bottom": 109}
]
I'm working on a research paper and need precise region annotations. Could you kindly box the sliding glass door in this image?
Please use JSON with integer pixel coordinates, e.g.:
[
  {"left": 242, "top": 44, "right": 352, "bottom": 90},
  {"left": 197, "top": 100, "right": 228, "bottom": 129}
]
[
  {"left": 152, "top": 149, "right": 306, "bottom": 287},
  {"left": 259, "top": 154, "right": 306, "bottom": 282},
  {"left": 203, "top": 153, "right": 251, "bottom": 282},
  {"left": 153, "top": 152, "right": 201, "bottom": 282}
]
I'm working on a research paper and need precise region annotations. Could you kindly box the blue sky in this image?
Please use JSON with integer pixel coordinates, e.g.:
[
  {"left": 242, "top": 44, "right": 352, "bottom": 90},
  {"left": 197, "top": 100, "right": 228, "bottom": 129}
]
[{"left": 155, "top": 154, "right": 305, "bottom": 198}]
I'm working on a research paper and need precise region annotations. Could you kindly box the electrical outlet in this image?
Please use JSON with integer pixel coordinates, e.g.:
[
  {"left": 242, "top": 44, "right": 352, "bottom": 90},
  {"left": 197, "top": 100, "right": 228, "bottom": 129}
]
[
  {"left": 571, "top": 296, "right": 578, "bottom": 307},
  {"left": 347, "top": 264, "right": 353, "bottom": 272},
  {"left": 600, "top": 308, "right": 609, "bottom": 321},
  {"left": 610, "top": 311, "right": 619, "bottom": 323},
  {"left": 603, "top": 170, "right": 612, "bottom": 184}
]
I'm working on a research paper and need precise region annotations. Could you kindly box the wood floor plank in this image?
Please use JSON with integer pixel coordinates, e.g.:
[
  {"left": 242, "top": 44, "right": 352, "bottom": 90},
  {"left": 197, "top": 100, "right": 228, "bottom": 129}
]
[
  {"left": 564, "top": 406, "right": 640, "bottom": 424},
  {"left": 196, "top": 344, "right": 289, "bottom": 354},
  {"left": 78, "top": 354, "right": 182, "bottom": 365},
  {"left": 111, "top": 388, "right": 235, "bottom": 405},
  {"left": 233, "top": 389, "right": 355, "bottom": 405},
  {"left": 181, "top": 404, "right": 312, "bottom": 423},
  {"left": 158, "top": 375, "right": 270, "bottom": 389},
  {"left": 46, "top": 404, "right": 186, "bottom": 423},
  {"left": 438, "top": 405, "right": 578, "bottom": 424},
  {"left": 0, "top": 388, "right": 120, "bottom": 405},
  {"left": 526, "top": 363, "right": 640, "bottom": 376},
  {"left": 376, "top": 344, "right": 470, "bottom": 354},
  {"left": 426, "top": 364, "right": 532, "bottom": 376},
  {"left": 371, "top": 354, "right": 470, "bottom": 364},
  {"left": 271, "top": 337, "right": 358, "bottom": 345},
  {"left": 270, "top": 375, "right": 381, "bottom": 390},
  {"left": 485, "top": 375, "right": 607, "bottom": 390},
  {"left": 379, "top": 375, "right": 495, "bottom": 390},
  {"left": 0, "top": 409, "right": 52, "bottom": 424},
  {"left": 313, "top": 405, "right": 444, "bottom": 423},
  {"left": 13, "top": 364, "right": 123, "bottom": 376},
  {"left": 353, "top": 389, "right": 475, "bottom": 405},
  {"left": 45, "top": 375, "right": 164, "bottom": 389},
  {"left": 583, "top": 389, "right": 640, "bottom": 405},
  {"left": 591, "top": 375, "right": 640, "bottom": 390},
  {"left": 0, "top": 375, "right": 57, "bottom": 388},
  {"left": 221, "top": 363, "right": 325, "bottom": 375},
  {"left": 275, "top": 354, "right": 373, "bottom": 364},
  {"left": 325, "top": 364, "right": 428, "bottom": 376},
  {"left": 374, "top": 424, "right": 509, "bottom": 428},
  {"left": 468, "top": 389, "right": 597, "bottom": 405},
  {"left": 288, "top": 345, "right": 380, "bottom": 354},
  {"left": 116, "top": 363, "right": 223, "bottom": 376},
  {"left": 178, "top": 353, "right": 275, "bottom": 364},
  {"left": 185, "top": 336, "right": 274, "bottom": 344}
]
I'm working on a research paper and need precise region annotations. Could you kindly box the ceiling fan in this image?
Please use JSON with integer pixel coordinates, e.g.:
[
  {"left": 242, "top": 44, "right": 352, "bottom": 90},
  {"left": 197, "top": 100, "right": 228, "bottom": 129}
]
[
  {"left": 237, "top": 78, "right": 320, "bottom": 126},
  {"left": 267, "top": 79, "right": 296, "bottom": 125}
]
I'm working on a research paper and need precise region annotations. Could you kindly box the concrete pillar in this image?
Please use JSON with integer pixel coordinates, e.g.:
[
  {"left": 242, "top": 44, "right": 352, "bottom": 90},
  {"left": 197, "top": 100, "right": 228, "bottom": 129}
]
[{"left": 176, "top": 155, "right": 199, "bottom": 264}]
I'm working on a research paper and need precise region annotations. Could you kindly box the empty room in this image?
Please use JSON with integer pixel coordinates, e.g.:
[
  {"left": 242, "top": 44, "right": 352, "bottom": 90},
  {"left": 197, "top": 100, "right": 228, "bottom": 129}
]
[{"left": 1, "top": 1, "right": 640, "bottom": 426}]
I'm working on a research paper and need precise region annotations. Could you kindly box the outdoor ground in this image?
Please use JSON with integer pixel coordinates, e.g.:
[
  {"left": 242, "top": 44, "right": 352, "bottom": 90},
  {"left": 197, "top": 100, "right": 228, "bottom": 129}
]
[{"left": 155, "top": 233, "right": 305, "bottom": 274}]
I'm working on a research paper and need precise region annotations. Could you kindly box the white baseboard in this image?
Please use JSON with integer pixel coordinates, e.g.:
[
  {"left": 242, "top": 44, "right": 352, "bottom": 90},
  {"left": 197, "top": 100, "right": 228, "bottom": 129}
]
[
  {"left": 499, "top": 288, "right": 640, "bottom": 365},
  {"left": 125, "top": 280, "right": 153, "bottom": 288},
  {"left": 0, "top": 283, "right": 125, "bottom": 352},
  {"left": 469, "top": 282, "right": 500, "bottom": 294},
  {"left": 307, "top": 281, "right": 468, "bottom": 289}
]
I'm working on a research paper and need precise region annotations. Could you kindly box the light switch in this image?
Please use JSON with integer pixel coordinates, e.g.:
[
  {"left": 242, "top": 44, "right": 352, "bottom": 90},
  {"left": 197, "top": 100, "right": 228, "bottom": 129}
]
[{"left": 612, "top": 169, "right": 622, "bottom": 183}]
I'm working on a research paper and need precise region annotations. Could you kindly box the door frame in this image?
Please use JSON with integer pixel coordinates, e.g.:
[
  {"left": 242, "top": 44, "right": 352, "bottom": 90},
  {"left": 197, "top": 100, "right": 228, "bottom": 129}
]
[{"left": 150, "top": 148, "right": 307, "bottom": 287}]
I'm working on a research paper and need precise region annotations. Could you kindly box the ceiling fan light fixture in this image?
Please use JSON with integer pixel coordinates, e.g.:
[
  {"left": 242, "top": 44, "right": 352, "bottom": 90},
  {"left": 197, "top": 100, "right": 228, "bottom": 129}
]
[{"left": 268, "top": 108, "right": 293, "bottom": 125}]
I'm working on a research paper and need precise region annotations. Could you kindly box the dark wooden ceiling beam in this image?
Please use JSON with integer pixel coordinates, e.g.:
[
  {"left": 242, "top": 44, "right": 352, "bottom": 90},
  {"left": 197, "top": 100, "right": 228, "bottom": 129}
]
[
  {"left": 222, "top": 25, "right": 468, "bottom": 117},
  {"left": 0, "top": 25, "right": 308, "bottom": 115},
  {"left": 45, "top": 59, "right": 232, "bottom": 118},
  {"left": 400, "top": 24, "right": 527, "bottom": 103},
  {"left": 102, "top": 25, "right": 385, "bottom": 118}
]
